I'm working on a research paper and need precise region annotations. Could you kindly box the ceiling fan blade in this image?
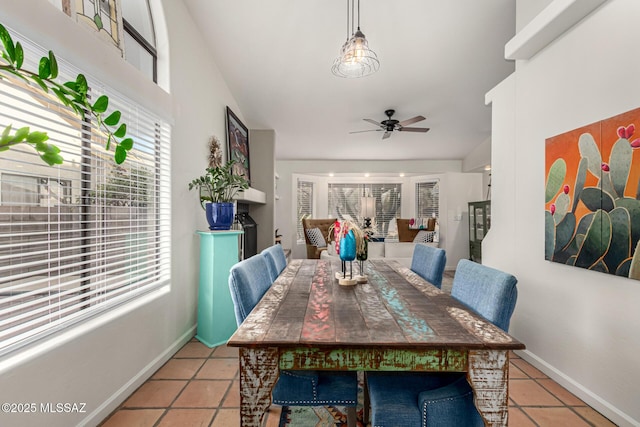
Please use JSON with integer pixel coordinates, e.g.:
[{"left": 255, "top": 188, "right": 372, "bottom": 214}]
[
  {"left": 349, "top": 129, "right": 382, "bottom": 134},
  {"left": 363, "top": 118, "right": 383, "bottom": 127},
  {"left": 398, "top": 127, "right": 430, "bottom": 133},
  {"left": 382, "top": 131, "right": 392, "bottom": 140},
  {"left": 397, "top": 115, "right": 426, "bottom": 127}
]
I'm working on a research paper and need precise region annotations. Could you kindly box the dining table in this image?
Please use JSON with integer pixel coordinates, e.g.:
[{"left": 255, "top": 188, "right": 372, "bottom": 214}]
[{"left": 226, "top": 258, "right": 525, "bottom": 427}]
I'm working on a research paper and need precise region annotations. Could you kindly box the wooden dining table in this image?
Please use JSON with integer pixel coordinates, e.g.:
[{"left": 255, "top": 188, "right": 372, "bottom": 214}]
[{"left": 227, "top": 258, "right": 525, "bottom": 427}]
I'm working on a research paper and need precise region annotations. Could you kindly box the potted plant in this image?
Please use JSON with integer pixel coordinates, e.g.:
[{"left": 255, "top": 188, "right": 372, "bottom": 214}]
[{"left": 188, "top": 138, "right": 249, "bottom": 230}]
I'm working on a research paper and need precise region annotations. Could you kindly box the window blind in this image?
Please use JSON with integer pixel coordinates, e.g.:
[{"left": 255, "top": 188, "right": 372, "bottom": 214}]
[
  {"left": 296, "top": 179, "right": 313, "bottom": 243},
  {"left": 416, "top": 180, "right": 440, "bottom": 218},
  {"left": 0, "top": 28, "right": 171, "bottom": 356},
  {"left": 327, "top": 183, "right": 401, "bottom": 237}
]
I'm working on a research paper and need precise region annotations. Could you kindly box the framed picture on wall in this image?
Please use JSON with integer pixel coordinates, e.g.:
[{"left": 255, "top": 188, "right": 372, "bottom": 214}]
[{"left": 226, "top": 106, "right": 251, "bottom": 186}]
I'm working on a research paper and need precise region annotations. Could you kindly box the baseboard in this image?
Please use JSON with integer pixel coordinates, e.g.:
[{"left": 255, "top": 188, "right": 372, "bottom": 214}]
[
  {"left": 516, "top": 349, "right": 638, "bottom": 427},
  {"left": 78, "top": 325, "right": 197, "bottom": 427}
]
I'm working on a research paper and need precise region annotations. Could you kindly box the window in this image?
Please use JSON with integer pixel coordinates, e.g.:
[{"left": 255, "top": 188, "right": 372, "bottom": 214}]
[
  {"left": 122, "top": 0, "right": 157, "bottom": 82},
  {"left": 328, "top": 183, "right": 402, "bottom": 237},
  {"left": 296, "top": 179, "right": 313, "bottom": 243},
  {"left": 0, "top": 28, "right": 171, "bottom": 356},
  {"left": 416, "top": 180, "right": 440, "bottom": 219}
]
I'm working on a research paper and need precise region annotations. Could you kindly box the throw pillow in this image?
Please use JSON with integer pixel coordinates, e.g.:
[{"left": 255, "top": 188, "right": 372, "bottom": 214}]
[
  {"left": 413, "top": 230, "right": 436, "bottom": 243},
  {"left": 306, "top": 227, "right": 327, "bottom": 247}
]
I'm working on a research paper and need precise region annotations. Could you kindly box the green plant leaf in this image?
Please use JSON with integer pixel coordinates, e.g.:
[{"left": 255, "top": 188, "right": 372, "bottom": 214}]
[
  {"left": 572, "top": 157, "right": 587, "bottom": 212},
  {"left": 104, "top": 110, "right": 121, "bottom": 126},
  {"left": 38, "top": 56, "right": 51, "bottom": 79},
  {"left": 30, "top": 75, "right": 48, "bottom": 92},
  {"left": 114, "top": 123, "right": 127, "bottom": 138},
  {"left": 26, "top": 131, "right": 49, "bottom": 144},
  {"left": 0, "top": 23, "right": 16, "bottom": 64},
  {"left": 578, "top": 132, "right": 602, "bottom": 178},
  {"left": 115, "top": 145, "right": 127, "bottom": 164},
  {"left": 40, "top": 151, "right": 63, "bottom": 166},
  {"left": 545, "top": 158, "right": 566, "bottom": 203},
  {"left": 610, "top": 137, "right": 632, "bottom": 198},
  {"left": 12, "top": 126, "right": 29, "bottom": 142},
  {"left": 575, "top": 209, "right": 611, "bottom": 269},
  {"left": 52, "top": 87, "right": 71, "bottom": 107},
  {"left": 604, "top": 207, "right": 631, "bottom": 274},
  {"left": 48, "top": 50, "right": 58, "bottom": 79},
  {"left": 15, "top": 41, "right": 23, "bottom": 69},
  {"left": 92, "top": 95, "right": 109, "bottom": 113},
  {"left": 1, "top": 124, "right": 12, "bottom": 142},
  {"left": 76, "top": 74, "right": 87, "bottom": 96},
  {"left": 545, "top": 211, "right": 555, "bottom": 261},
  {"left": 120, "top": 137, "right": 134, "bottom": 151}
]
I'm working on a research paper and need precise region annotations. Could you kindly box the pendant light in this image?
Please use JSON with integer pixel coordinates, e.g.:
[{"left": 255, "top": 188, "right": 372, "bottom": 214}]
[{"left": 331, "top": 0, "right": 379, "bottom": 78}]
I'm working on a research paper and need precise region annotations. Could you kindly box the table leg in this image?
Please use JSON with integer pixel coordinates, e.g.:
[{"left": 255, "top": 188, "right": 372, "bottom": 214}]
[
  {"left": 238, "top": 347, "right": 279, "bottom": 427},
  {"left": 467, "top": 349, "right": 509, "bottom": 427}
]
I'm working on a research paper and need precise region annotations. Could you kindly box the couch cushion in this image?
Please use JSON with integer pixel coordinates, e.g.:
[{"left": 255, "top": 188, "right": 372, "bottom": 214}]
[
  {"left": 306, "top": 227, "right": 327, "bottom": 247},
  {"left": 413, "top": 230, "right": 436, "bottom": 243}
]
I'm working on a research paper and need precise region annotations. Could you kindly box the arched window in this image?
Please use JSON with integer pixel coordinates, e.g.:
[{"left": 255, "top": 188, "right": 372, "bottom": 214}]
[{"left": 122, "top": 0, "right": 157, "bottom": 82}]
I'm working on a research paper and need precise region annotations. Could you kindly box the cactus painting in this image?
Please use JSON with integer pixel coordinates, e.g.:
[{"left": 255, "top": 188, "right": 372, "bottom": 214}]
[{"left": 545, "top": 107, "right": 640, "bottom": 280}]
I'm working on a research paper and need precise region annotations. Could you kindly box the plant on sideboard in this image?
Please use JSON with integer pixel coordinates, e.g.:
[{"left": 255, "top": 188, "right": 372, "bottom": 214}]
[
  {"left": 188, "top": 137, "right": 249, "bottom": 230},
  {"left": 0, "top": 23, "right": 133, "bottom": 165}
]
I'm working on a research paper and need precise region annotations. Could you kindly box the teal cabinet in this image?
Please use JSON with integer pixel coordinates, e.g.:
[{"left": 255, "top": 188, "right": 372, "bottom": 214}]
[{"left": 196, "top": 230, "right": 243, "bottom": 348}]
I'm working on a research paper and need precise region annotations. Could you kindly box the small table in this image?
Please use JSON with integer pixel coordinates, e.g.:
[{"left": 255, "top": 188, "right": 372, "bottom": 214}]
[{"left": 227, "top": 259, "right": 525, "bottom": 426}]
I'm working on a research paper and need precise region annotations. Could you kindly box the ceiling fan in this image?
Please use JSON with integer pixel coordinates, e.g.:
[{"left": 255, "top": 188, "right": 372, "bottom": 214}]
[{"left": 350, "top": 109, "right": 430, "bottom": 140}]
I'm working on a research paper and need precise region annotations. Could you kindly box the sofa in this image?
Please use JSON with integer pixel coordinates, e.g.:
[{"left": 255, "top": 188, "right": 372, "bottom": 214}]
[{"left": 321, "top": 240, "right": 438, "bottom": 267}]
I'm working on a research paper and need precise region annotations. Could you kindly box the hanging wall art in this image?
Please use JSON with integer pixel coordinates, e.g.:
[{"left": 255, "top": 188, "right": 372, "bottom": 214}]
[{"left": 545, "top": 106, "right": 640, "bottom": 280}]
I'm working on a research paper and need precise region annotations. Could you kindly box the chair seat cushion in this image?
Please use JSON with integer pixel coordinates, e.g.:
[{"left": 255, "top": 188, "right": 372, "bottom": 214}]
[
  {"left": 367, "top": 372, "right": 476, "bottom": 427},
  {"left": 272, "top": 370, "right": 358, "bottom": 406}
]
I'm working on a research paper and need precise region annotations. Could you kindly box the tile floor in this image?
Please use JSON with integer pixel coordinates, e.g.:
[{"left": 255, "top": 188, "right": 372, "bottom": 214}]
[{"left": 99, "top": 338, "right": 618, "bottom": 427}]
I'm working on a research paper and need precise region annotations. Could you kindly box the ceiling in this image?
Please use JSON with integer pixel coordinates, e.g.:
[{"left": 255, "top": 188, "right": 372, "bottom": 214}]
[{"left": 182, "top": 0, "right": 516, "bottom": 162}]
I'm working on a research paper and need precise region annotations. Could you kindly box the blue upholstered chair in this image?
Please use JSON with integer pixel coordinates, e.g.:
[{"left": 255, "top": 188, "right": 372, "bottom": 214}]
[
  {"left": 410, "top": 244, "right": 447, "bottom": 288},
  {"left": 261, "top": 244, "right": 287, "bottom": 282},
  {"left": 366, "top": 259, "right": 518, "bottom": 427},
  {"left": 228, "top": 255, "right": 359, "bottom": 427}
]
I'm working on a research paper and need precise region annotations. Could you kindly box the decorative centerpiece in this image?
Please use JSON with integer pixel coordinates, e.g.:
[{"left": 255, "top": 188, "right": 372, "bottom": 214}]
[
  {"left": 188, "top": 136, "right": 249, "bottom": 230},
  {"left": 329, "top": 219, "right": 369, "bottom": 285}
]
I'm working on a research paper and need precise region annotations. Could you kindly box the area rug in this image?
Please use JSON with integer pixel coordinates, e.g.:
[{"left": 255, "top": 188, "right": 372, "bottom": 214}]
[
  {"left": 279, "top": 373, "right": 367, "bottom": 427},
  {"left": 279, "top": 404, "right": 367, "bottom": 427}
]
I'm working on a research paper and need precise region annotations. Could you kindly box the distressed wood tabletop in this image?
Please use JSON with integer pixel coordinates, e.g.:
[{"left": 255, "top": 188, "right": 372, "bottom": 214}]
[{"left": 227, "top": 259, "right": 525, "bottom": 427}]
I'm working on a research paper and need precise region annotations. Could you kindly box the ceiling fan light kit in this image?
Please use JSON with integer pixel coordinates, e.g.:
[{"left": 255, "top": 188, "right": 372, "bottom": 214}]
[
  {"left": 331, "top": 0, "right": 379, "bottom": 78},
  {"left": 350, "top": 109, "right": 431, "bottom": 139}
]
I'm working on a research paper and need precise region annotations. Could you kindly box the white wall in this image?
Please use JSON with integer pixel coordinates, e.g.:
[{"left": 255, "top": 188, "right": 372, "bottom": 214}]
[
  {"left": 0, "top": 1, "right": 243, "bottom": 426},
  {"left": 485, "top": 0, "right": 640, "bottom": 425},
  {"left": 275, "top": 159, "right": 482, "bottom": 269}
]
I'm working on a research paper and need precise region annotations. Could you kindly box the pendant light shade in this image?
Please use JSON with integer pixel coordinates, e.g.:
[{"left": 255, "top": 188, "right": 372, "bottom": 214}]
[{"left": 332, "top": 0, "right": 379, "bottom": 78}]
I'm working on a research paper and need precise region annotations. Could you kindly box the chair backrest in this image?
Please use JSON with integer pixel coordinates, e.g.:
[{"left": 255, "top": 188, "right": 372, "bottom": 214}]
[
  {"left": 410, "top": 244, "right": 447, "bottom": 288},
  {"left": 451, "top": 259, "right": 518, "bottom": 331},
  {"left": 228, "top": 255, "right": 273, "bottom": 326},
  {"left": 261, "top": 244, "right": 287, "bottom": 282},
  {"left": 302, "top": 218, "right": 337, "bottom": 246}
]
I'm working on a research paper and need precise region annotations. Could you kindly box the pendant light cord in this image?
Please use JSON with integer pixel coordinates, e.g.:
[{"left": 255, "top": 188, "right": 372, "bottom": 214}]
[
  {"left": 357, "top": 0, "right": 360, "bottom": 30},
  {"left": 351, "top": 0, "right": 355, "bottom": 35},
  {"left": 345, "top": 0, "right": 349, "bottom": 40}
]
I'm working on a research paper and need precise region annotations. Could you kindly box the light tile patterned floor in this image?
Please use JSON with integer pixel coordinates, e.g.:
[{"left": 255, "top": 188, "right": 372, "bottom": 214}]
[{"left": 99, "top": 338, "right": 617, "bottom": 427}]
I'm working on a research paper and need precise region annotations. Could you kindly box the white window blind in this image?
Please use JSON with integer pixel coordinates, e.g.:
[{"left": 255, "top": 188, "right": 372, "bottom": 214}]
[
  {"left": 328, "top": 183, "right": 402, "bottom": 237},
  {"left": 416, "top": 180, "right": 440, "bottom": 218},
  {"left": 0, "top": 28, "right": 171, "bottom": 356},
  {"left": 296, "top": 179, "right": 313, "bottom": 243}
]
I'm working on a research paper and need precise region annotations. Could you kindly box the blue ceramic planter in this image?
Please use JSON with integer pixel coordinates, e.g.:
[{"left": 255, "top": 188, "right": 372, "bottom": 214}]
[{"left": 205, "top": 202, "right": 235, "bottom": 230}]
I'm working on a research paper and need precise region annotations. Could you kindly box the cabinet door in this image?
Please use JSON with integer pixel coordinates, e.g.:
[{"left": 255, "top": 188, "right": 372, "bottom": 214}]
[
  {"left": 475, "top": 206, "right": 484, "bottom": 240},
  {"left": 469, "top": 205, "right": 476, "bottom": 241}
]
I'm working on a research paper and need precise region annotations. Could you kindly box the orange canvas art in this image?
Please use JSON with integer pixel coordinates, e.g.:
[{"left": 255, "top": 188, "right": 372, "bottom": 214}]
[{"left": 545, "top": 107, "right": 640, "bottom": 279}]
